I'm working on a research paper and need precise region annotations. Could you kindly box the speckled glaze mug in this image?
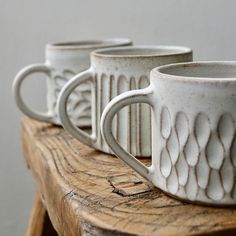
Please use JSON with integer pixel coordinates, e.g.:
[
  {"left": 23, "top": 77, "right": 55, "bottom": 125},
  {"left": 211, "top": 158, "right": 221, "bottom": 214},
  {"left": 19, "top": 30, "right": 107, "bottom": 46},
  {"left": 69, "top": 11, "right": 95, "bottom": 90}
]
[
  {"left": 13, "top": 38, "right": 132, "bottom": 127},
  {"left": 101, "top": 61, "right": 236, "bottom": 206},
  {"left": 58, "top": 46, "right": 192, "bottom": 156}
]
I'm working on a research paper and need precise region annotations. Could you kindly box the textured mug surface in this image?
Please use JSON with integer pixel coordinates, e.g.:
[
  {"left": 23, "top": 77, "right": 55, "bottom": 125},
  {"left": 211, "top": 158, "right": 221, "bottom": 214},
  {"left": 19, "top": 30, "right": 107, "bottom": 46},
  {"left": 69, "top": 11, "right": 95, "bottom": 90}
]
[
  {"left": 101, "top": 61, "right": 236, "bottom": 205},
  {"left": 12, "top": 38, "right": 132, "bottom": 126},
  {"left": 58, "top": 46, "right": 192, "bottom": 156}
]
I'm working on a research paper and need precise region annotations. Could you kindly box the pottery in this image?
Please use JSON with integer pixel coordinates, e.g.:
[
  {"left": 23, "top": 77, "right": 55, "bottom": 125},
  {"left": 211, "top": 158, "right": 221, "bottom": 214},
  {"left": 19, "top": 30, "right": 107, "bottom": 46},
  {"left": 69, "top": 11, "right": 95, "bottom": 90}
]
[
  {"left": 58, "top": 46, "right": 192, "bottom": 156},
  {"left": 13, "top": 38, "right": 132, "bottom": 127},
  {"left": 101, "top": 61, "right": 236, "bottom": 205}
]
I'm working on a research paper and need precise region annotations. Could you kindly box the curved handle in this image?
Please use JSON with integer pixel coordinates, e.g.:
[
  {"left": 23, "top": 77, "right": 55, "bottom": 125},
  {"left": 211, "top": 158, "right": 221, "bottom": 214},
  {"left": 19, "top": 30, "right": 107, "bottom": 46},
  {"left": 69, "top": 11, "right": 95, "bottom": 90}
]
[
  {"left": 57, "top": 68, "right": 96, "bottom": 147},
  {"left": 13, "top": 63, "right": 53, "bottom": 122},
  {"left": 101, "top": 86, "right": 154, "bottom": 180}
]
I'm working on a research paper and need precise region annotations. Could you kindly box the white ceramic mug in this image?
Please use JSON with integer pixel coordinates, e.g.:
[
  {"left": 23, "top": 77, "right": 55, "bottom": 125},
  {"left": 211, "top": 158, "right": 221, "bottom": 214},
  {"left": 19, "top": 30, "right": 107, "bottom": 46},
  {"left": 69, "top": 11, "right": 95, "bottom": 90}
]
[
  {"left": 58, "top": 46, "right": 192, "bottom": 156},
  {"left": 13, "top": 38, "right": 132, "bottom": 127},
  {"left": 101, "top": 61, "right": 236, "bottom": 206}
]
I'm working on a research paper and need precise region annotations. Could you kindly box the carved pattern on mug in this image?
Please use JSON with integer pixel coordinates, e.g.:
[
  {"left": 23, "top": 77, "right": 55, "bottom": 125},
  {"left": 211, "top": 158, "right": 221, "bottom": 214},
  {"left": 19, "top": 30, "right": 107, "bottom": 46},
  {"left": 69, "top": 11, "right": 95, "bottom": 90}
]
[
  {"left": 96, "top": 73, "right": 151, "bottom": 157},
  {"left": 159, "top": 108, "right": 236, "bottom": 202},
  {"left": 53, "top": 69, "right": 92, "bottom": 124}
]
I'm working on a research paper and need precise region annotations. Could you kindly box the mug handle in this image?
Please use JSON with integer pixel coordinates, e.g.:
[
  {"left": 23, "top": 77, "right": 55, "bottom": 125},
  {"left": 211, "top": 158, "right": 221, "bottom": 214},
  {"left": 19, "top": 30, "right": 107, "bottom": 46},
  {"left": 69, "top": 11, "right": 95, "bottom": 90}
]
[
  {"left": 57, "top": 68, "right": 96, "bottom": 147},
  {"left": 13, "top": 63, "right": 53, "bottom": 122},
  {"left": 101, "top": 86, "right": 154, "bottom": 180}
]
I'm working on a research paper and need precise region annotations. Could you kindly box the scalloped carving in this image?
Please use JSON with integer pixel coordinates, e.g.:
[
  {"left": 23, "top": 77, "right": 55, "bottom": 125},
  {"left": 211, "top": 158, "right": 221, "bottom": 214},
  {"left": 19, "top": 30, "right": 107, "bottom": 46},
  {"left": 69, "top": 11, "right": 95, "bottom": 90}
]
[
  {"left": 194, "top": 113, "right": 211, "bottom": 148},
  {"left": 185, "top": 168, "right": 198, "bottom": 201},
  {"left": 53, "top": 69, "right": 91, "bottom": 126},
  {"left": 176, "top": 152, "right": 189, "bottom": 186},
  {"left": 220, "top": 157, "right": 234, "bottom": 193},
  {"left": 160, "top": 107, "right": 171, "bottom": 139},
  {"left": 231, "top": 136, "right": 236, "bottom": 168},
  {"left": 184, "top": 134, "right": 199, "bottom": 167},
  {"left": 196, "top": 152, "right": 210, "bottom": 189},
  {"left": 160, "top": 148, "right": 172, "bottom": 178},
  {"left": 167, "top": 167, "right": 178, "bottom": 195},
  {"left": 206, "top": 170, "right": 224, "bottom": 201},
  {"left": 175, "top": 112, "right": 189, "bottom": 148},
  {"left": 166, "top": 130, "right": 179, "bottom": 165},
  {"left": 158, "top": 109, "right": 236, "bottom": 204},
  {"left": 218, "top": 114, "right": 235, "bottom": 150},
  {"left": 206, "top": 133, "right": 224, "bottom": 170}
]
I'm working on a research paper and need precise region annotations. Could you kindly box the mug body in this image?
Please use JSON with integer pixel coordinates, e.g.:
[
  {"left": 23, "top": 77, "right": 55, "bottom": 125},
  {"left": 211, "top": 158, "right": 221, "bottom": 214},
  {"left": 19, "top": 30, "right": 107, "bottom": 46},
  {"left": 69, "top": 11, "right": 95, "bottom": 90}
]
[
  {"left": 91, "top": 46, "right": 192, "bottom": 156},
  {"left": 45, "top": 39, "right": 132, "bottom": 126},
  {"left": 150, "top": 61, "right": 236, "bottom": 205}
]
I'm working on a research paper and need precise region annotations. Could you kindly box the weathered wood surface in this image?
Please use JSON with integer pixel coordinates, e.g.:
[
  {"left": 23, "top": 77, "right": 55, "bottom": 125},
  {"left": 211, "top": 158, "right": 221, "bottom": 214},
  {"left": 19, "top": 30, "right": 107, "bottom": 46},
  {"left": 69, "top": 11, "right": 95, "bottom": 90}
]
[
  {"left": 22, "top": 117, "right": 236, "bottom": 236},
  {"left": 26, "top": 193, "right": 58, "bottom": 236}
]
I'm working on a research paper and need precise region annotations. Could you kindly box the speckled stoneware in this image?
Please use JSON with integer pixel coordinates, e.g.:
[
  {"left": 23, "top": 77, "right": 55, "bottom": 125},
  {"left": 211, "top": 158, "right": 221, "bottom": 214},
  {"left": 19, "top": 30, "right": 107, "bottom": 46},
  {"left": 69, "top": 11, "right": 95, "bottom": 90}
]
[
  {"left": 13, "top": 38, "right": 132, "bottom": 127},
  {"left": 101, "top": 61, "right": 236, "bottom": 206},
  {"left": 58, "top": 46, "right": 192, "bottom": 156}
]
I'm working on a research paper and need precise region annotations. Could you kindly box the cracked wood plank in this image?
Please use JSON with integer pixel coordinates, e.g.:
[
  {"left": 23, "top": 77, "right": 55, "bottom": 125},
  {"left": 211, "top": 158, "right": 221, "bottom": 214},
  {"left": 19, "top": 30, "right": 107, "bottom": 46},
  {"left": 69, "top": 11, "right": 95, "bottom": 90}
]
[
  {"left": 22, "top": 117, "right": 236, "bottom": 236},
  {"left": 107, "top": 174, "right": 153, "bottom": 196}
]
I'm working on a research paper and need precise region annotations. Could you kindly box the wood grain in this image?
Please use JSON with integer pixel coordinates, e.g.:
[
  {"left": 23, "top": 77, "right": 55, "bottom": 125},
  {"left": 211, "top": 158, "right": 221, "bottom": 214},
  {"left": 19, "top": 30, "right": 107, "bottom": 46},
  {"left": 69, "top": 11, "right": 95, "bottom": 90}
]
[
  {"left": 26, "top": 193, "right": 58, "bottom": 236},
  {"left": 22, "top": 117, "right": 236, "bottom": 236}
]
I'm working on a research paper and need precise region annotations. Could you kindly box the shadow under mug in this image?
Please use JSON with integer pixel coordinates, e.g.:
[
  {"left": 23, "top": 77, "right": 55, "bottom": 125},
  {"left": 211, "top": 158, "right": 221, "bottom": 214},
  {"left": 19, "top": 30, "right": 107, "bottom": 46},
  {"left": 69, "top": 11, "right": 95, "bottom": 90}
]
[
  {"left": 101, "top": 61, "right": 236, "bottom": 206},
  {"left": 12, "top": 38, "right": 132, "bottom": 127},
  {"left": 58, "top": 46, "right": 192, "bottom": 157}
]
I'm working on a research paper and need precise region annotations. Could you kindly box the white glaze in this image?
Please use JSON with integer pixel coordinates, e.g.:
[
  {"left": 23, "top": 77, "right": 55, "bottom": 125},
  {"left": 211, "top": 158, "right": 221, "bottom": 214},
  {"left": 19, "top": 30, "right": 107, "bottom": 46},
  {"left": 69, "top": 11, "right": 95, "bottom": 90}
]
[
  {"left": 58, "top": 46, "right": 192, "bottom": 156},
  {"left": 13, "top": 38, "right": 132, "bottom": 126},
  {"left": 101, "top": 61, "right": 236, "bottom": 205}
]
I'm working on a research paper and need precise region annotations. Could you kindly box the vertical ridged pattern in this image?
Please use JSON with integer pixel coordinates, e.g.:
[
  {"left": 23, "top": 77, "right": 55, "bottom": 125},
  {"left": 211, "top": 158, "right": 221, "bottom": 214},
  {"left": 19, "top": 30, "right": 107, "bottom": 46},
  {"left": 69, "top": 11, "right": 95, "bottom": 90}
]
[
  {"left": 96, "top": 73, "right": 151, "bottom": 157},
  {"left": 101, "top": 73, "right": 111, "bottom": 153},
  {"left": 130, "top": 77, "right": 137, "bottom": 155},
  {"left": 97, "top": 73, "right": 103, "bottom": 149},
  {"left": 110, "top": 75, "right": 118, "bottom": 139},
  {"left": 138, "top": 76, "right": 151, "bottom": 156},
  {"left": 117, "top": 75, "right": 129, "bottom": 151}
]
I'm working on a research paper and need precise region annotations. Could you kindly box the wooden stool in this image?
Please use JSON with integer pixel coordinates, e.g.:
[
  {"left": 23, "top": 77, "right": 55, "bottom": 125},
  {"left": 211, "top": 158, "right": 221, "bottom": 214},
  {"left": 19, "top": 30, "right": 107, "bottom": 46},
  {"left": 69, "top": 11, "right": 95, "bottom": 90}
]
[
  {"left": 22, "top": 118, "right": 236, "bottom": 236},
  {"left": 25, "top": 193, "right": 57, "bottom": 236}
]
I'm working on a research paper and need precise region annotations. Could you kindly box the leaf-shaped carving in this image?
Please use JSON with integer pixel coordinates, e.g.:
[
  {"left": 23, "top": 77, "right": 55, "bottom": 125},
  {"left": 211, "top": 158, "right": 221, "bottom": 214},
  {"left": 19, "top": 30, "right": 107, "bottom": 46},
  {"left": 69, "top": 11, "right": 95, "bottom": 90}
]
[
  {"left": 167, "top": 167, "right": 178, "bottom": 195},
  {"left": 175, "top": 112, "right": 189, "bottom": 148},
  {"left": 206, "top": 133, "right": 224, "bottom": 170},
  {"left": 194, "top": 113, "right": 211, "bottom": 148},
  {"left": 206, "top": 170, "right": 224, "bottom": 201},
  {"left": 184, "top": 134, "right": 199, "bottom": 167},
  {"left": 185, "top": 168, "right": 198, "bottom": 201},
  {"left": 176, "top": 151, "right": 189, "bottom": 186},
  {"left": 160, "top": 148, "right": 172, "bottom": 178},
  {"left": 218, "top": 114, "right": 235, "bottom": 150},
  {"left": 160, "top": 106, "right": 171, "bottom": 140}
]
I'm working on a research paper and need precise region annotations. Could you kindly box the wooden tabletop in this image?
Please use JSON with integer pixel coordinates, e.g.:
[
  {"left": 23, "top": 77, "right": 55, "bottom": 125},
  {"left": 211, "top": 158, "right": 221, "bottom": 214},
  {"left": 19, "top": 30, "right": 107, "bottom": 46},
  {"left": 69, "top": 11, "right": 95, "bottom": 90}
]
[{"left": 22, "top": 117, "right": 236, "bottom": 236}]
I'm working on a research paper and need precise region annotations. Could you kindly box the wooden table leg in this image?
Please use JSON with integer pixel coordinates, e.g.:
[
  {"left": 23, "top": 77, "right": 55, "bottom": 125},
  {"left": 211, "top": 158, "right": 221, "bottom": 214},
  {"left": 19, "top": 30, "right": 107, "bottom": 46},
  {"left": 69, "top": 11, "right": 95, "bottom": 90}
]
[{"left": 26, "top": 193, "right": 58, "bottom": 236}]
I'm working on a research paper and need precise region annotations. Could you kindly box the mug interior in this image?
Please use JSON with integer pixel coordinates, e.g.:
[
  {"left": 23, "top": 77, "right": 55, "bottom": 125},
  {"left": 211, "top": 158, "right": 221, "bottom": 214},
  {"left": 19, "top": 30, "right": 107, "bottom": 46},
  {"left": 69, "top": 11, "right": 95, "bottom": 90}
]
[
  {"left": 47, "top": 38, "right": 131, "bottom": 49},
  {"left": 157, "top": 62, "right": 236, "bottom": 79},
  {"left": 93, "top": 46, "right": 192, "bottom": 57}
]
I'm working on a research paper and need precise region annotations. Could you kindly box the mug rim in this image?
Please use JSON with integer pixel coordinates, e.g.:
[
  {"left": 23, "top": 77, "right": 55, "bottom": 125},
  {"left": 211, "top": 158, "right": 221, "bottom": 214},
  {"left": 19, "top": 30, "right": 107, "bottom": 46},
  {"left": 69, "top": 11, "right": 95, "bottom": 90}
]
[
  {"left": 92, "top": 45, "right": 192, "bottom": 58},
  {"left": 152, "top": 61, "right": 236, "bottom": 82},
  {"left": 46, "top": 38, "right": 132, "bottom": 50}
]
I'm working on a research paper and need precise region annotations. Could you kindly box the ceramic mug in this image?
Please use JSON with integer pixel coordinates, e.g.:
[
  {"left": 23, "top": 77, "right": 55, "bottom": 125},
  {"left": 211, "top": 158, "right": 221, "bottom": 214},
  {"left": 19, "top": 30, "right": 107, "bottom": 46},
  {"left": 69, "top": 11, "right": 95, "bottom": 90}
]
[
  {"left": 13, "top": 38, "right": 132, "bottom": 127},
  {"left": 58, "top": 46, "right": 192, "bottom": 156},
  {"left": 101, "top": 61, "right": 236, "bottom": 206}
]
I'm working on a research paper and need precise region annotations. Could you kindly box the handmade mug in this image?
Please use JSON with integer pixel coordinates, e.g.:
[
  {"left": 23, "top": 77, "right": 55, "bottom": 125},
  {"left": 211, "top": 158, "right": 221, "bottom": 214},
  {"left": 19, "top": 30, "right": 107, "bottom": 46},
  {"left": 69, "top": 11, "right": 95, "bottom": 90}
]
[
  {"left": 101, "top": 61, "right": 236, "bottom": 206},
  {"left": 13, "top": 38, "right": 132, "bottom": 127},
  {"left": 58, "top": 46, "right": 192, "bottom": 156}
]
